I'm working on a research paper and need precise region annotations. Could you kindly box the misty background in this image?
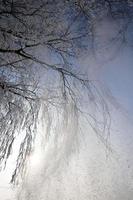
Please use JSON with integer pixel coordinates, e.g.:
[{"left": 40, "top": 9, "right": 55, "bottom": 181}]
[{"left": 0, "top": 1, "right": 133, "bottom": 200}]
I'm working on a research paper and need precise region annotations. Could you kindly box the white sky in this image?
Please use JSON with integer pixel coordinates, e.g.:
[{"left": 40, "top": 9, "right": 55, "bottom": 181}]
[{"left": 0, "top": 16, "right": 133, "bottom": 200}]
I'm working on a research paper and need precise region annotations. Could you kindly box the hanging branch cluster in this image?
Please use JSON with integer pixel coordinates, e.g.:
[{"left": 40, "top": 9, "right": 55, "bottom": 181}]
[{"left": 0, "top": 0, "right": 132, "bottom": 184}]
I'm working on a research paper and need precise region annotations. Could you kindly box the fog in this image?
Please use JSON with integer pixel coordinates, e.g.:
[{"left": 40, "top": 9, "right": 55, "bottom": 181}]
[{"left": 0, "top": 13, "right": 133, "bottom": 200}]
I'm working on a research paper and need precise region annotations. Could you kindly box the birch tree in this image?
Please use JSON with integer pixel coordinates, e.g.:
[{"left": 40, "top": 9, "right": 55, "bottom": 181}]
[{"left": 0, "top": 0, "right": 132, "bottom": 184}]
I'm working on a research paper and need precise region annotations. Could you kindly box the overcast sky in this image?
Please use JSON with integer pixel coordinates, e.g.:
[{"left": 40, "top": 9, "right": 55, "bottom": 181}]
[
  {"left": 102, "top": 47, "right": 133, "bottom": 120},
  {"left": 0, "top": 11, "right": 133, "bottom": 200}
]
